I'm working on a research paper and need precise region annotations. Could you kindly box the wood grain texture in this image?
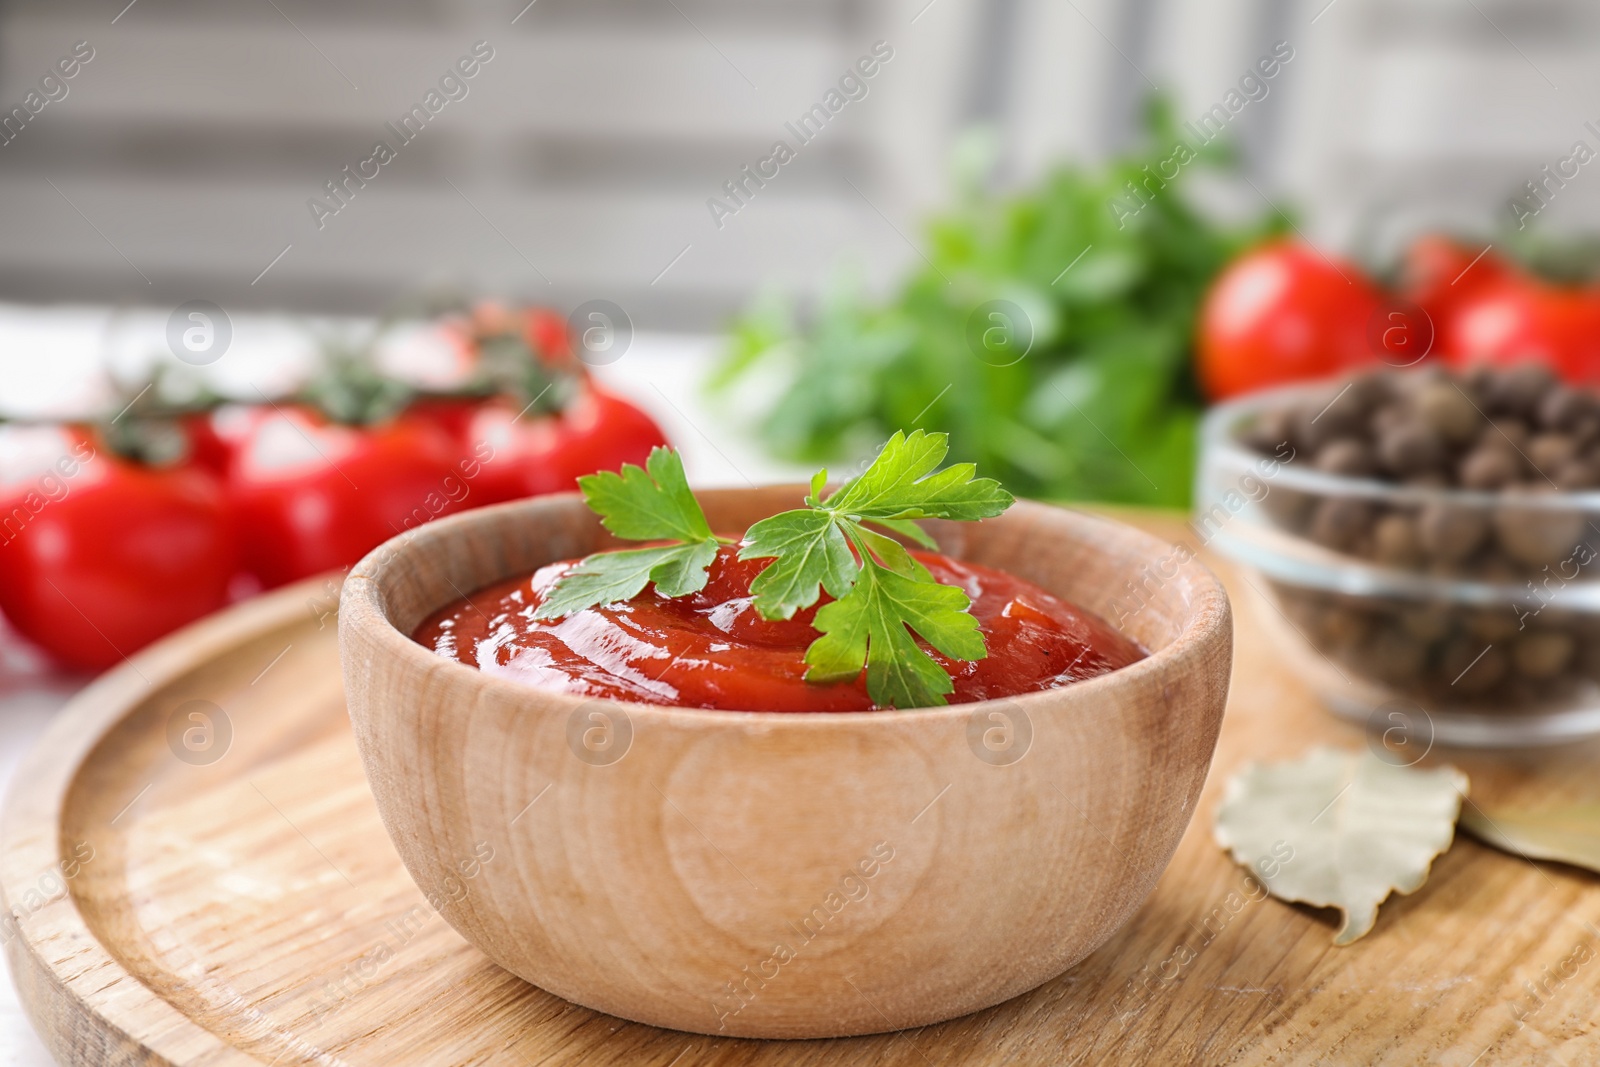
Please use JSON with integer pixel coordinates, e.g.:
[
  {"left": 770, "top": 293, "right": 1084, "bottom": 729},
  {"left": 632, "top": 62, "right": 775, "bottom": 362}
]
[
  {"left": 337, "top": 491, "right": 1233, "bottom": 1038},
  {"left": 2, "top": 508, "right": 1597, "bottom": 1065}
]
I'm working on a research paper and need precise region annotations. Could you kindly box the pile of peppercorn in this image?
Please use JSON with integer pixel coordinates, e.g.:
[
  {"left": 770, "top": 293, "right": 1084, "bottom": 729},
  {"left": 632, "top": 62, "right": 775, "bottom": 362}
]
[
  {"left": 1234, "top": 363, "right": 1600, "bottom": 711},
  {"left": 1240, "top": 363, "right": 1598, "bottom": 577}
]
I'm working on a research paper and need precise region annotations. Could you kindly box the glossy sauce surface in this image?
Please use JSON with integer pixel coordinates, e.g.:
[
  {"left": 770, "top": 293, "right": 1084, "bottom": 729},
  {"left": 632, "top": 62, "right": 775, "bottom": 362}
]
[{"left": 413, "top": 546, "right": 1144, "bottom": 712}]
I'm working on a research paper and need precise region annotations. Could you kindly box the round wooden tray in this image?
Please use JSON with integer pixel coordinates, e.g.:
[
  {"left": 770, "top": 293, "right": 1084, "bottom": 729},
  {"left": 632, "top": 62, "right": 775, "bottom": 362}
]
[{"left": 4, "top": 517, "right": 1599, "bottom": 1065}]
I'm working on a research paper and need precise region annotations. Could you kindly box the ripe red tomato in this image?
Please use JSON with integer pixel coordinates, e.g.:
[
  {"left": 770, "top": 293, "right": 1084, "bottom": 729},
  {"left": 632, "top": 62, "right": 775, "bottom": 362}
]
[
  {"left": 401, "top": 396, "right": 484, "bottom": 444},
  {"left": 462, "top": 385, "right": 670, "bottom": 505},
  {"left": 223, "top": 405, "right": 465, "bottom": 588},
  {"left": 183, "top": 411, "right": 234, "bottom": 476},
  {"left": 1439, "top": 273, "right": 1600, "bottom": 385},
  {"left": 1198, "top": 241, "right": 1383, "bottom": 400},
  {"left": 553, "top": 386, "right": 671, "bottom": 484},
  {"left": 1400, "top": 235, "right": 1506, "bottom": 323},
  {"left": 0, "top": 426, "right": 235, "bottom": 671}
]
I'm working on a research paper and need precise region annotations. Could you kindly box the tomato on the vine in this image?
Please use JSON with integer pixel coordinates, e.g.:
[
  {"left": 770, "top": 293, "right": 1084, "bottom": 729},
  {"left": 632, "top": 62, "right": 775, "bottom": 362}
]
[
  {"left": 183, "top": 410, "right": 235, "bottom": 476},
  {"left": 459, "top": 384, "right": 670, "bottom": 505},
  {"left": 221, "top": 405, "right": 466, "bottom": 588},
  {"left": 555, "top": 385, "right": 672, "bottom": 484},
  {"left": 522, "top": 307, "right": 572, "bottom": 362},
  {"left": 1198, "top": 241, "right": 1382, "bottom": 400},
  {"left": 0, "top": 425, "right": 235, "bottom": 671},
  {"left": 1399, "top": 235, "right": 1505, "bottom": 323},
  {"left": 401, "top": 396, "right": 484, "bottom": 444},
  {"left": 468, "top": 302, "right": 571, "bottom": 363},
  {"left": 0, "top": 299, "right": 671, "bottom": 671},
  {"left": 1438, "top": 272, "right": 1600, "bottom": 386}
]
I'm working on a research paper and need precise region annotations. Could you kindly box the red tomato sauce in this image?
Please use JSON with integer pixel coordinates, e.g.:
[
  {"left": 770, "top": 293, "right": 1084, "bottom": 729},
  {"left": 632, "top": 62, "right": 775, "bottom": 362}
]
[{"left": 413, "top": 546, "right": 1144, "bottom": 712}]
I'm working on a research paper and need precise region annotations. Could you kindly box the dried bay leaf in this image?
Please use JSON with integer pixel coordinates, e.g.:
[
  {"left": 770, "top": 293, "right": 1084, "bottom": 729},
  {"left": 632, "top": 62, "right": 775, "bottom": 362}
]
[
  {"left": 1460, "top": 803, "right": 1600, "bottom": 873},
  {"left": 1213, "top": 747, "right": 1468, "bottom": 945}
]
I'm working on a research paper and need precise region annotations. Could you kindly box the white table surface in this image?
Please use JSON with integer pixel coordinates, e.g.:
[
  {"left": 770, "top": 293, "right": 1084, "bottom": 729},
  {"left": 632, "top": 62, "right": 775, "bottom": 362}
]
[{"left": 0, "top": 327, "right": 806, "bottom": 1062}]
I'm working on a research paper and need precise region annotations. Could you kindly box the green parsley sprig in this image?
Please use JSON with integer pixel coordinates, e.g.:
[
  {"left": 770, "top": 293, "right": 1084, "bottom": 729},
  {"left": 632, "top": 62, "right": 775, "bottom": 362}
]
[
  {"left": 534, "top": 430, "right": 1014, "bottom": 708},
  {"left": 532, "top": 448, "right": 731, "bottom": 620}
]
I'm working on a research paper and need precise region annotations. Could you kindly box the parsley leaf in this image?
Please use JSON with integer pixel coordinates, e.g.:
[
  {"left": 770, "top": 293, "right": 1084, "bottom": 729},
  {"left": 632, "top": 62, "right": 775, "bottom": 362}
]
[
  {"left": 743, "top": 508, "right": 857, "bottom": 620},
  {"left": 714, "top": 99, "right": 1288, "bottom": 509},
  {"left": 825, "top": 430, "right": 1012, "bottom": 520},
  {"left": 580, "top": 446, "right": 715, "bottom": 544},
  {"left": 738, "top": 429, "right": 1013, "bottom": 708},
  {"left": 533, "top": 447, "right": 721, "bottom": 620},
  {"left": 739, "top": 429, "right": 1012, "bottom": 620},
  {"left": 803, "top": 558, "right": 987, "bottom": 709},
  {"left": 534, "top": 541, "right": 719, "bottom": 620},
  {"left": 858, "top": 515, "right": 939, "bottom": 550},
  {"left": 535, "top": 431, "right": 1015, "bottom": 710}
]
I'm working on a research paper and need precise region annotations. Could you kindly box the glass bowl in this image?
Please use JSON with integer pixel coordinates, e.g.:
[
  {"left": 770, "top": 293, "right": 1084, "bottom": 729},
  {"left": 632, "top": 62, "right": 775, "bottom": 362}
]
[{"left": 1198, "top": 378, "right": 1600, "bottom": 747}]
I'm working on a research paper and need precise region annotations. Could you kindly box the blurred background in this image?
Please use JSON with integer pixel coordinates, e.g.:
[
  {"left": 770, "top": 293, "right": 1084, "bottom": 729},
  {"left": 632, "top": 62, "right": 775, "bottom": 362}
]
[
  {"left": 1, "top": 0, "right": 1592, "bottom": 473},
  {"left": 0, "top": 0, "right": 1591, "bottom": 324},
  {"left": 0, "top": 0, "right": 1596, "bottom": 723}
]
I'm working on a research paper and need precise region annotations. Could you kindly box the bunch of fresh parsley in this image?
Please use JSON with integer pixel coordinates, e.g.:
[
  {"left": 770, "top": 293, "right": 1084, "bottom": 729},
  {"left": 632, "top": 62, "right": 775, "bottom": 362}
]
[
  {"left": 711, "top": 100, "right": 1286, "bottom": 508},
  {"left": 535, "top": 431, "right": 1013, "bottom": 709}
]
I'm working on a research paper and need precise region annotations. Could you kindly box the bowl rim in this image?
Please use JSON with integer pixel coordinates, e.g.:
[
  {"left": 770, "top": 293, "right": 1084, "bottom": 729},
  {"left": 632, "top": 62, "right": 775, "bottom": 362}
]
[
  {"left": 340, "top": 488, "right": 1231, "bottom": 726},
  {"left": 1201, "top": 374, "right": 1600, "bottom": 509}
]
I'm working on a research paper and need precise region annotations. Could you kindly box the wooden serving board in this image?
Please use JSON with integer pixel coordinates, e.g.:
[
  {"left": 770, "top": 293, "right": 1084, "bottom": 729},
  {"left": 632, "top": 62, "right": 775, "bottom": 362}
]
[{"left": 4, "top": 512, "right": 1600, "bottom": 1066}]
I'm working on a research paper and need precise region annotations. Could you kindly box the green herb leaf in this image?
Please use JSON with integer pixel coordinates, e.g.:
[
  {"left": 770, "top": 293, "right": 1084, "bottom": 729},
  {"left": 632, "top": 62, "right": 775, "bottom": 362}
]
[
  {"left": 736, "top": 429, "right": 1012, "bottom": 707},
  {"left": 804, "top": 559, "right": 987, "bottom": 709},
  {"left": 826, "top": 431, "right": 1014, "bottom": 521},
  {"left": 740, "top": 429, "right": 1010, "bottom": 621},
  {"left": 863, "top": 516, "right": 939, "bottom": 550},
  {"left": 713, "top": 97, "right": 1290, "bottom": 509},
  {"left": 533, "top": 541, "right": 719, "bottom": 620},
  {"left": 808, "top": 467, "right": 829, "bottom": 501},
  {"left": 578, "top": 446, "right": 716, "bottom": 544},
  {"left": 741, "top": 509, "right": 857, "bottom": 621},
  {"left": 538, "top": 435, "right": 1014, "bottom": 710},
  {"left": 848, "top": 525, "right": 931, "bottom": 580},
  {"left": 535, "top": 448, "right": 721, "bottom": 620}
]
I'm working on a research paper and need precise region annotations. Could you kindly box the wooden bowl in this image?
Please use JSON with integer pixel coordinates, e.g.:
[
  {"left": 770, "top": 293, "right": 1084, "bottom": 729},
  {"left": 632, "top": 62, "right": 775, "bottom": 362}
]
[{"left": 338, "top": 489, "right": 1232, "bottom": 1039}]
